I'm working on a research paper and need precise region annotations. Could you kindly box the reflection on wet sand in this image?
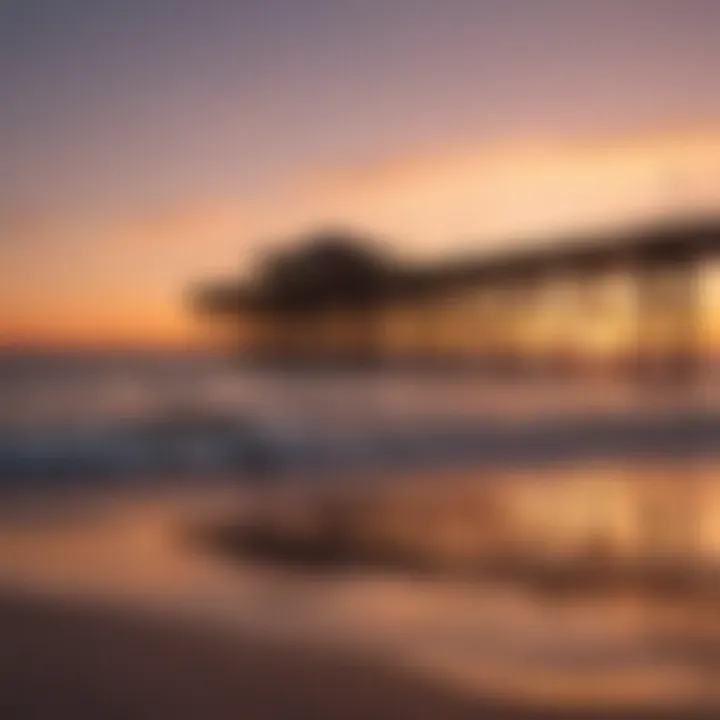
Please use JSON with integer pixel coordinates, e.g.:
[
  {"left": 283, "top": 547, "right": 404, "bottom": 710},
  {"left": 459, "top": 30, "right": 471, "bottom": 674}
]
[
  {"left": 214, "top": 462, "right": 720, "bottom": 589},
  {"left": 1, "top": 463, "right": 720, "bottom": 712}
]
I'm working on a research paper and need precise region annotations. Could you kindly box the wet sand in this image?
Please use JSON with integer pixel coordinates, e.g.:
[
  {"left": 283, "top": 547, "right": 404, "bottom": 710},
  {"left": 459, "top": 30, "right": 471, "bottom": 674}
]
[
  {"left": 0, "top": 590, "right": 717, "bottom": 720},
  {"left": 1, "top": 482, "right": 720, "bottom": 718},
  {"left": 0, "top": 591, "right": 482, "bottom": 720}
]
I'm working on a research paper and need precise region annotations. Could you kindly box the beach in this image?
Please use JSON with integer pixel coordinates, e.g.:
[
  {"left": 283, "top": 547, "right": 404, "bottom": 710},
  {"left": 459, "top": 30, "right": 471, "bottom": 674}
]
[
  {"left": 4, "top": 588, "right": 720, "bottom": 720},
  {"left": 3, "top": 360, "right": 720, "bottom": 716},
  {"left": 1, "top": 479, "right": 720, "bottom": 717},
  {"left": 0, "top": 591, "right": 487, "bottom": 720},
  {"left": 4, "top": 0, "right": 720, "bottom": 714}
]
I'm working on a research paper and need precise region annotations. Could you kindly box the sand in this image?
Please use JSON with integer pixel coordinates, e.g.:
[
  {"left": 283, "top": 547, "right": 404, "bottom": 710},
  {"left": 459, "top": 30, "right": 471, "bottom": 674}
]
[
  {"left": 0, "top": 482, "right": 719, "bottom": 718},
  {"left": 3, "top": 591, "right": 720, "bottom": 720}
]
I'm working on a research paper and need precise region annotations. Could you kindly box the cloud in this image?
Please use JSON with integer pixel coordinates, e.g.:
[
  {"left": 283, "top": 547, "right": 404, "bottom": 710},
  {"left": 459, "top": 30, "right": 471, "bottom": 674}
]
[{"left": 194, "top": 125, "right": 720, "bottom": 259}]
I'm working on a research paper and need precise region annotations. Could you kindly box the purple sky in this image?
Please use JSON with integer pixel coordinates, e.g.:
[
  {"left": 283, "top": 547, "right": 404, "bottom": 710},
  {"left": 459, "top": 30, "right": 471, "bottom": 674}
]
[{"left": 2, "top": 0, "right": 719, "bottom": 209}]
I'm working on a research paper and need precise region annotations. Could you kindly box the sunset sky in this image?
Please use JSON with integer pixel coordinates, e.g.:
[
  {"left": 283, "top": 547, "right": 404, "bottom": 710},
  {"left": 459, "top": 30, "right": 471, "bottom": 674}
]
[{"left": 2, "top": 0, "right": 720, "bottom": 347}]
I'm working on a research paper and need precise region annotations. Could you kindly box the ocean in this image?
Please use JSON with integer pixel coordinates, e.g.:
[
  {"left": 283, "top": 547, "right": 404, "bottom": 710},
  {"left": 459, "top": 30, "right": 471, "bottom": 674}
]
[{"left": 2, "top": 350, "right": 720, "bottom": 487}]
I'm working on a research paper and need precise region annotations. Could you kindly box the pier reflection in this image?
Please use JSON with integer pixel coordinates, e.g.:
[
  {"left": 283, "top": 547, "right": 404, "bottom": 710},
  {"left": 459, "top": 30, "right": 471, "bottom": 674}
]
[{"left": 3, "top": 460, "right": 720, "bottom": 711}]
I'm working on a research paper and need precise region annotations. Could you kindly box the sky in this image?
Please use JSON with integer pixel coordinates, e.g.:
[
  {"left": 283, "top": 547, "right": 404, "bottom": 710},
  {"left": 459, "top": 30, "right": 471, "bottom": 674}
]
[{"left": 2, "top": 0, "right": 720, "bottom": 347}]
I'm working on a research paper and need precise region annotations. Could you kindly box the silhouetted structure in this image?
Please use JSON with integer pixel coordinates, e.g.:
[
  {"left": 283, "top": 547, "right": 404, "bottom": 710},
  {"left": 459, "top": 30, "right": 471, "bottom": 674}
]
[{"left": 193, "top": 219, "right": 720, "bottom": 379}]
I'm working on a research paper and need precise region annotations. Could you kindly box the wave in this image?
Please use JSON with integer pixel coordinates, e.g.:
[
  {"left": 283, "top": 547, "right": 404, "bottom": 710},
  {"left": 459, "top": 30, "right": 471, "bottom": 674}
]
[{"left": 3, "top": 403, "right": 720, "bottom": 487}]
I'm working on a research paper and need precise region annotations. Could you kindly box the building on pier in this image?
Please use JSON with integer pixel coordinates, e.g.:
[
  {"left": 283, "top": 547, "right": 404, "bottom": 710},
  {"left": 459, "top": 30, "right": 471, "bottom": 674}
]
[{"left": 192, "top": 218, "right": 720, "bottom": 377}]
